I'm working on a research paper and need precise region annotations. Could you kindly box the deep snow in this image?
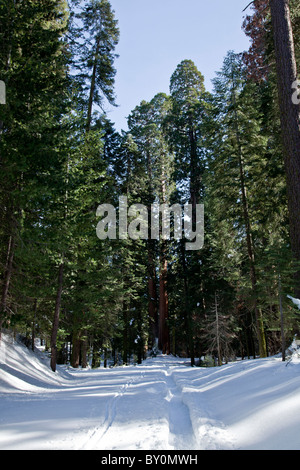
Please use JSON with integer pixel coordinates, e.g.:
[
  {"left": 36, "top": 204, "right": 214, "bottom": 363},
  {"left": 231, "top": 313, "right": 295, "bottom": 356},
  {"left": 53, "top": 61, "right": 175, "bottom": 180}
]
[{"left": 1, "top": 332, "right": 300, "bottom": 450}]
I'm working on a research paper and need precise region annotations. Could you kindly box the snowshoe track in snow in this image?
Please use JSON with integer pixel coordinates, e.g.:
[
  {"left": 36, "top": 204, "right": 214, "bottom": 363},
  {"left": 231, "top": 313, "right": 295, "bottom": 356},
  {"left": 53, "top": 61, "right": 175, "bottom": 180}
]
[
  {"left": 162, "top": 367, "right": 198, "bottom": 450},
  {"left": 78, "top": 357, "right": 234, "bottom": 451}
]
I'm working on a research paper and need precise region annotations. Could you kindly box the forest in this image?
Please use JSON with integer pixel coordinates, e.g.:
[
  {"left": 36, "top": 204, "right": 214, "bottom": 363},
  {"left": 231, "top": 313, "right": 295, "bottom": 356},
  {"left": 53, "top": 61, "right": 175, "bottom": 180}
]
[{"left": 0, "top": 0, "right": 300, "bottom": 372}]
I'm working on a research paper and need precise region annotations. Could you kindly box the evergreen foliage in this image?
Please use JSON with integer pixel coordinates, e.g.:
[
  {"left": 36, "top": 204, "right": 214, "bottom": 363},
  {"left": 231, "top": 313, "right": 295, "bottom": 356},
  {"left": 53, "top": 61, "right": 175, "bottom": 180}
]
[{"left": 0, "top": 0, "right": 299, "bottom": 368}]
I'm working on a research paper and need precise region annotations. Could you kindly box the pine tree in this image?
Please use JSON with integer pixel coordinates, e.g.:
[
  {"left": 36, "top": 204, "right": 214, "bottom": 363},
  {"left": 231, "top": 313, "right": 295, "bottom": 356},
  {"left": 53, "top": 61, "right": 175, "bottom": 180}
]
[
  {"left": 0, "top": 0, "right": 69, "bottom": 340},
  {"left": 202, "top": 292, "right": 237, "bottom": 366},
  {"left": 207, "top": 52, "right": 270, "bottom": 357},
  {"left": 70, "top": 0, "right": 119, "bottom": 131},
  {"left": 47, "top": 0, "right": 120, "bottom": 371}
]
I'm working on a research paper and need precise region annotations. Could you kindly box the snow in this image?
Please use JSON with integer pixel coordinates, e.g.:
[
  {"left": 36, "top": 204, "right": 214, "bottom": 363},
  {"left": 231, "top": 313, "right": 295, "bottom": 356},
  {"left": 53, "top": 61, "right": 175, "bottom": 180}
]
[
  {"left": 1, "top": 332, "right": 300, "bottom": 450},
  {"left": 287, "top": 295, "right": 300, "bottom": 309}
]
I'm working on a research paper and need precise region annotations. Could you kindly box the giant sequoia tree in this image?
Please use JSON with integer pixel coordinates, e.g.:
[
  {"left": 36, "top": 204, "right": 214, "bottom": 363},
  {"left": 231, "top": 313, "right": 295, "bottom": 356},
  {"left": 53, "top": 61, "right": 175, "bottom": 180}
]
[
  {"left": 127, "top": 94, "right": 174, "bottom": 355},
  {"left": 167, "top": 60, "right": 209, "bottom": 364},
  {"left": 168, "top": 60, "right": 207, "bottom": 212},
  {"left": 269, "top": 0, "right": 300, "bottom": 297}
]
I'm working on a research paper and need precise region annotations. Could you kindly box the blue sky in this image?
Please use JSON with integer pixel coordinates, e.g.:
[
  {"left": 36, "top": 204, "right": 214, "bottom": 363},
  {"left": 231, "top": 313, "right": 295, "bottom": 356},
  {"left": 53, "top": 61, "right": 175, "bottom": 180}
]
[{"left": 107, "top": 0, "right": 251, "bottom": 132}]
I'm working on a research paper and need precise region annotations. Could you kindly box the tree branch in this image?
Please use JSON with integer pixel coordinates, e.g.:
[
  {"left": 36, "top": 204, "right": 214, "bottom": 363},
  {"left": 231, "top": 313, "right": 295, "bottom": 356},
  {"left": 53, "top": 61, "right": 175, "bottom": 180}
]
[{"left": 243, "top": 1, "right": 255, "bottom": 12}]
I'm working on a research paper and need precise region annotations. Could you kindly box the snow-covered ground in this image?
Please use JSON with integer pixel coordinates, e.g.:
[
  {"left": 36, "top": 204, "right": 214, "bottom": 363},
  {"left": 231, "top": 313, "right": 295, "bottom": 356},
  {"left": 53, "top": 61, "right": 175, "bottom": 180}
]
[{"left": 1, "top": 332, "right": 300, "bottom": 450}]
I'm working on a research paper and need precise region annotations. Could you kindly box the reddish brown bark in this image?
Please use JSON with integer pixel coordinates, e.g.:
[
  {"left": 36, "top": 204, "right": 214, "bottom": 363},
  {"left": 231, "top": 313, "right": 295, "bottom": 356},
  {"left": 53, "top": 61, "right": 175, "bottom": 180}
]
[
  {"left": 148, "top": 241, "right": 158, "bottom": 348},
  {"left": 158, "top": 252, "right": 170, "bottom": 354},
  {"left": 270, "top": 0, "right": 300, "bottom": 296},
  {"left": 71, "top": 333, "right": 81, "bottom": 369}
]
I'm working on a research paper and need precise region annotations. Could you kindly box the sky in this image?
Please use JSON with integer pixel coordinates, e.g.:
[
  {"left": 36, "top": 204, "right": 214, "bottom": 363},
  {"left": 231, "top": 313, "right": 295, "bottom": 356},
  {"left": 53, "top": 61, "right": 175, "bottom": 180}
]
[{"left": 106, "top": 0, "right": 251, "bottom": 133}]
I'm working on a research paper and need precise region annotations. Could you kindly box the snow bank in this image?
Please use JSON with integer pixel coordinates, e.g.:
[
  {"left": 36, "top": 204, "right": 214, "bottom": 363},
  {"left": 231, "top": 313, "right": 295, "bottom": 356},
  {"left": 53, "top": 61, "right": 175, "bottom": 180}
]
[
  {"left": 0, "top": 332, "right": 70, "bottom": 393},
  {"left": 172, "top": 357, "right": 300, "bottom": 450}
]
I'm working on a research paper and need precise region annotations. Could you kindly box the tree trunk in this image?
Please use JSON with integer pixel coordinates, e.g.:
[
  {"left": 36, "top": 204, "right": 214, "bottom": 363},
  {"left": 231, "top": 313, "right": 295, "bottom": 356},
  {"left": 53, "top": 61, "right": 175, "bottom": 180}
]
[
  {"left": 147, "top": 241, "right": 158, "bottom": 349},
  {"left": 270, "top": 0, "right": 300, "bottom": 297},
  {"left": 71, "top": 333, "right": 81, "bottom": 368},
  {"left": 215, "top": 293, "right": 222, "bottom": 367},
  {"left": 92, "top": 339, "right": 100, "bottom": 368},
  {"left": 31, "top": 298, "right": 38, "bottom": 352},
  {"left": 50, "top": 262, "right": 64, "bottom": 372},
  {"left": 158, "top": 171, "right": 170, "bottom": 354},
  {"left": 122, "top": 300, "right": 128, "bottom": 365},
  {"left": 156, "top": 163, "right": 170, "bottom": 355},
  {"left": 86, "top": 36, "right": 101, "bottom": 132},
  {"left": 187, "top": 121, "right": 201, "bottom": 365},
  {"left": 278, "top": 274, "right": 286, "bottom": 361},
  {"left": 159, "top": 248, "right": 170, "bottom": 354},
  {"left": 189, "top": 124, "right": 200, "bottom": 227},
  {"left": 180, "top": 240, "right": 195, "bottom": 366},
  {"left": 0, "top": 235, "right": 15, "bottom": 341},
  {"left": 81, "top": 329, "right": 88, "bottom": 368},
  {"left": 146, "top": 146, "right": 158, "bottom": 349}
]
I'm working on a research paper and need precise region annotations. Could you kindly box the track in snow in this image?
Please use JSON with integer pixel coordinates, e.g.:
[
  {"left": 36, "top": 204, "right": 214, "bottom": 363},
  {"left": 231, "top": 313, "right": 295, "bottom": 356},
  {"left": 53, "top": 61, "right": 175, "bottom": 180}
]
[
  {"left": 79, "top": 356, "right": 200, "bottom": 451},
  {"left": 3, "top": 334, "right": 300, "bottom": 451},
  {"left": 162, "top": 367, "right": 198, "bottom": 450},
  {"left": 0, "top": 344, "right": 235, "bottom": 450},
  {"left": 71, "top": 356, "right": 235, "bottom": 450}
]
